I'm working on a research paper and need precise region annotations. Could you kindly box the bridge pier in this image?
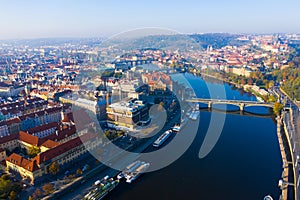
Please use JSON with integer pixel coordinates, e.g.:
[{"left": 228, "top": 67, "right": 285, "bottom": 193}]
[
  {"left": 239, "top": 103, "right": 245, "bottom": 111},
  {"left": 208, "top": 102, "right": 212, "bottom": 109}
]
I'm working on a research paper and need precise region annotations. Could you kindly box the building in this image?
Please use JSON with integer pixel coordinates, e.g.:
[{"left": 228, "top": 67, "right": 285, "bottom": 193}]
[
  {"left": 19, "top": 106, "right": 62, "bottom": 131},
  {"left": 0, "top": 97, "right": 48, "bottom": 121},
  {"left": 0, "top": 121, "right": 9, "bottom": 137},
  {"left": 26, "top": 122, "right": 60, "bottom": 138},
  {"left": 0, "top": 82, "right": 25, "bottom": 97},
  {"left": 0, "top": 134, "right": 19, "bottom": 151},
  {"left": 0, "top": 148, "right": 6, "bottom": 162},
  {"left": 5, "top": 132, "right": 99, "bottom": 184},
  {"left": 142, "top": 72, "right": 173, "bottom": 93},
  {"left": 3, "top": 122, "right": 96, "bottom": 184},
  {"left": 106, "top": 99, "right": 149, "bottom": 130},
  {"left": 59, "top": 96, "right": 108, "bottom": 121},
  {"left": 225, "top": 66, "right": 253, "bottom": 77}
]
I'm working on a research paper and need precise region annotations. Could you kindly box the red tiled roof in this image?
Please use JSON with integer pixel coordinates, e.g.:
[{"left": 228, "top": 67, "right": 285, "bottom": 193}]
[
  {"left": 27, "top": 122, "right": 59, "bottom": 135},
  {"left": 6, "top": 153, "right": 39, "bottom": 172},
  {"left": 18, "top": 124, "right": 76, "bottom": 146},
  {"left": 62, "top": 112, "right": 74, "bottom": 123},
  {"left": 43, "top": 125, "right": 76, "bottom": 142},
  {"left": 19, "top": 131, "right": 41, "bottom": 146},
  {"left": 0, "top": 134, "right": 18, "bottom": 145},
  {"left": 35, "top": 132, "right": 96, "bottom": 165},
  {"left": 5, "top": 117, "right": 21, "bottom": 126},
  {"left": 40, "top": 140, "right": 59, "bottom": 148},
  {"left": 19, "top": 106, "right": 62, "bottom": 121}
]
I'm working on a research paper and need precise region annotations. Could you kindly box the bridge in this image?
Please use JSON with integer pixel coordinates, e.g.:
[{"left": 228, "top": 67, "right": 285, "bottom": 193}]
[
  {"left": 112, "top": 58, "right": 155, "bottom": 67},
  {"left": 186, "top": 98, "right": 275, "bottom": 111}
]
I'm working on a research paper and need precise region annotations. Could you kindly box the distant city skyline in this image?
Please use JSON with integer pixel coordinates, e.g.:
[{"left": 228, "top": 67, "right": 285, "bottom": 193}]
[{"left": 0, "top": 0, "right": 300, "bottom": 39}]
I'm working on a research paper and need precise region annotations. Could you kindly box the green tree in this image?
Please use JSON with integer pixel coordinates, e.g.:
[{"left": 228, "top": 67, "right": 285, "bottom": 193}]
[
  {"left": 48, "top": 161, "right": 60, "bottom": 175},
  {"left": 76, "top": 169, "right": 83, "bottom": 175},
  {"left": 273, "top": 102, "right": 284, "bottom": 116},
  {"left": 268, "top": 95, "right": 277, "bottom": 103},
  {"left": 28, "top": 146, "right": 40, "bottom": 158},
  {"left": 0, "top": 174, "right": 12, "bottom": 197},
  {"left": 42, "top": 183, "right": 55, "bottom": 195},
  {"left": 268, "top": 80, "right": 274, "bottom": 89},
  {"left": 8, "top": 191, "right": 17, "bottom": 200}
]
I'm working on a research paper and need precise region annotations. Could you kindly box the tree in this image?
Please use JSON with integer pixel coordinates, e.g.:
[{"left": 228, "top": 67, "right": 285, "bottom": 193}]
[
  {"left": 158, "top": 102, "right": 164, "bottom": 111},
  {"left": 48, "top": 161, "right": 60, "bottom": 175},
  {"left": 240, "top": 78, "right": 246, "bottom": 85},
  {"left": 76, "top": 169, "right": 83, "bottom": 175},
  {"left": 32, "top": 188, "right": 43, "bottom": 199},
  {"left": 247, "top": 78, "right": 253, "bottom": 85},
  {"left": 42, "top": 183, "right": 55, "bottom": 195},
  {"left": 0, "top": 174, "right": 12, "bottom": 196},
  {"left": 28, "top": 146, "right": 40, "bottom": 158},
  {"left": 8, "top": 191, "right": 17, "bottom": 200},
  {"left": 273, "top": 102, "right": 284, "bottom": 116},
  {"left": 268, "top": 80, "right": 274, "bottom": 89},
  {"left": 268, "top": 95, "right": 277, "bottom": 103}
]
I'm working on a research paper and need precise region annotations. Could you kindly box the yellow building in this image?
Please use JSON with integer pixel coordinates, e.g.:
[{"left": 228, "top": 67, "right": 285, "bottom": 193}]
[{"left": 5, "top": 132, "right": 100, "bottom": 184}]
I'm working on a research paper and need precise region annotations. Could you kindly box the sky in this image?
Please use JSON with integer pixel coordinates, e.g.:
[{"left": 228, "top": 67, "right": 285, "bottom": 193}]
[{"left": 0, "top": 0, "right": 300, "bottom": 39}]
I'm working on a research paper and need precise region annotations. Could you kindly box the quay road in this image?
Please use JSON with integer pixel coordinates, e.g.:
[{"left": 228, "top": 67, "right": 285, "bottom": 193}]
[
  {"left": 282, "top": 105, "right": 300, "bottom": 200},
  {"left": 273, "top": 86, "right": 300, "bottom": 200},
  {"left": 52, "top": 106, "right": 183, "bottom": 200}
]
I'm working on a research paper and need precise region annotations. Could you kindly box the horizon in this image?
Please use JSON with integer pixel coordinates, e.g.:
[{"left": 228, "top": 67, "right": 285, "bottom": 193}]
[
  {"left": 0, "top": 31, "right": 299, "bottom": 42},
  {"left": 1, "top": 0, "right": 300, "bottom": 40}
]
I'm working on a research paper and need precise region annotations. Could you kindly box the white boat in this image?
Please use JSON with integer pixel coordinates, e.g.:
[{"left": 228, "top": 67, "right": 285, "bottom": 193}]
[
  {"left": 263, "top": 195, "right": 273, "bottom": 200},
  {"left": 188, "top": 110, "right": 195, "bottom": 119},
  {"left": 172, "top": 118, "right": 188, "bottom": 133},
  {"left": 118, "top": 160, "right": 143, "bottom": 179},
  {"left": 126, "top": 162, "right": 150, "bottom": 183},
  {"left": 153, "top": 130, "right": 172, "bottom": 147},
  {"left": 190, "top": 110, "right": 200, "bottom": 120},
  {"left": 84, "top": 176, "right": 119, "bottom": 200}
]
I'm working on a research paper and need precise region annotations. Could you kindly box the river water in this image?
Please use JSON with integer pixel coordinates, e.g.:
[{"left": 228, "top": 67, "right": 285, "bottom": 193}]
[{"left": 106, "top": 73, "right": 282, "bottom": 200}]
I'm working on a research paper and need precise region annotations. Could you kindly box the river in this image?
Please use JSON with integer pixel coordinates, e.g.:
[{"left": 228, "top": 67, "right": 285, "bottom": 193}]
[{"left": 105, "top": 73, "right": 282, "bottom": 200}]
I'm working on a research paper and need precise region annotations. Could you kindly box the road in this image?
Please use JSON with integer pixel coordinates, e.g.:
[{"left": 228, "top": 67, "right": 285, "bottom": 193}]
[
  {"left": 55, "top": 106, "right": 182, "bottom": 200},
  {"left": 274, "top": 86, "right": 300, "bottom": 200}
]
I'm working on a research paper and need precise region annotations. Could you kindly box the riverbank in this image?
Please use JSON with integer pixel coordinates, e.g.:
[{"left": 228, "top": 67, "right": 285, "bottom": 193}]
[
  {"left": 43, "top": 105, "right": 182, "bottom": 200},
  {"left": 277, "top": 114, "right": 291, "bottom": 200}
]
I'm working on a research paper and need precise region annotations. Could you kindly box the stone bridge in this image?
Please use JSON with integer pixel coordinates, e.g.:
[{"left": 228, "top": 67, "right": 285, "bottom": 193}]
[{"left": 186, "top": 98, "right": 275, "bottom": 111}]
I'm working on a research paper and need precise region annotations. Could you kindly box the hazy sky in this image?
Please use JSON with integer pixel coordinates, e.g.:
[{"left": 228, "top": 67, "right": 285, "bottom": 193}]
[{"left": 0, "top": 0, "right": 299, "bottom": 39}]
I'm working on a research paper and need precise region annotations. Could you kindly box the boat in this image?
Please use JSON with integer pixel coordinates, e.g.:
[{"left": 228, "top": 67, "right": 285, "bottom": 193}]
[
  {"left": 172, "top": 117, "right": 188, "bottom": 133},
  {"left": 189, "top": 110, "right": 200, "bottom": 120},
  {"left": 263, "top": 195, "right": 273, "bottom": 200},
  {"left": 84, "top": 176, "right": 119, "bottom": 200},
  {"left": 126, "top": 162, "right": 150, "bottom": 183},
  {"left": 118, "top": 160, "right": 143, "bottom": 179},
  {"left": 153, "top": 130, "right": 172, "bottom": 147}
]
